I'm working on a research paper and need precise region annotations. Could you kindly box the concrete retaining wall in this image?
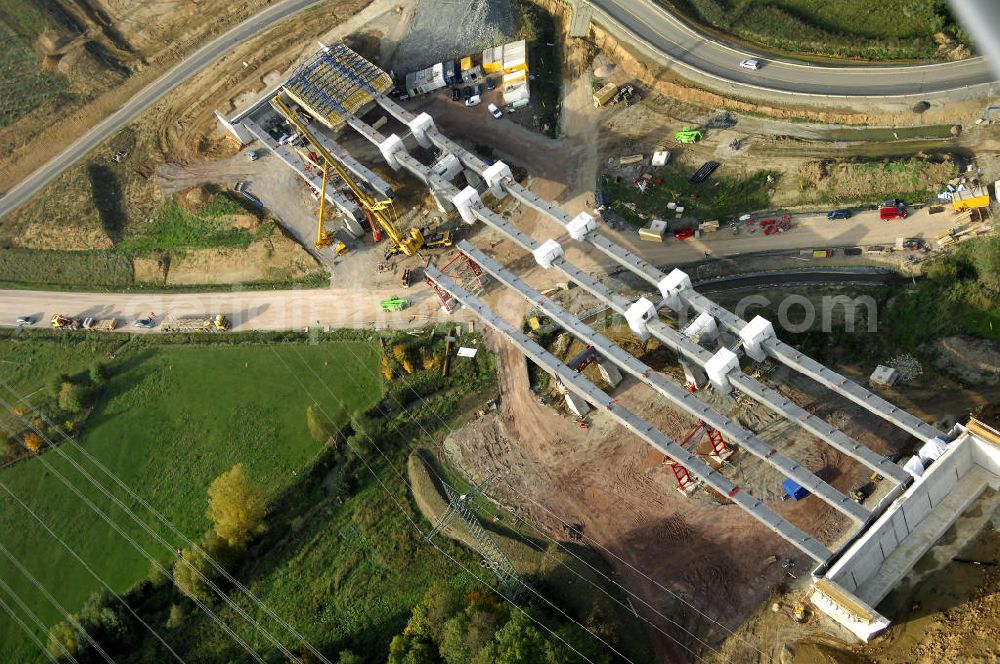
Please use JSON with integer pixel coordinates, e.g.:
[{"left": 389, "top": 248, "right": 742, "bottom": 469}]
[
  {"left": 813, "top": 422, "right": 1000, "bottom": 641},
  {"left": 826, "top": 440, "right": 974, "bottom": 594}
]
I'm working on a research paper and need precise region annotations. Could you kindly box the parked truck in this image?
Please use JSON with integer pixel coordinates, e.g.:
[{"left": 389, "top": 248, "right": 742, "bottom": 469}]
[
  {"left": 593, "top": 82, "right": 618, "bottom": 107},
  {"left": 234, "top": 181, "right": 263, "bottom": 208},
  {"left": 162, "top": 315, "right": 230, "bottom": 333},
  {"left": 82, "top": 318, "right": 118, "bottom": 331}
]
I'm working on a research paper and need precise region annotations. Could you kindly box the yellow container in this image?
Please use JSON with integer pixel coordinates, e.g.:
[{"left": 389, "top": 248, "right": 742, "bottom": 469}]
[
  {"left": 503, "top": 69, "right": 527, "bottom": 85},
  {"left": 483, "top": 47, "right": 503, "bottom": 73},
  {"left": 460, "top": 56, "right": 473, "bottom": 71}
]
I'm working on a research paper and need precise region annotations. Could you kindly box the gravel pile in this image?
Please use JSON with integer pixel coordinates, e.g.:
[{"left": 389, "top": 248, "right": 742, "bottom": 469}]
[
  {"left": 392, "top": 0, "right": 517, "bottom": 72},
  {"left": 888, "top": 354, "right": 924, "bottom": 382}
]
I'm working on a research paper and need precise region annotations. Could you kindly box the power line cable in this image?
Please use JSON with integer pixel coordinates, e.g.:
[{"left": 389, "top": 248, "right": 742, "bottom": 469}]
[
  {"left": 272, "top": 345, "right": 626, "bottom": 663},
  {"left": 0, "top": 574, "right": 72, "bottom": 663},
  {"left": 317, "top": 305, "right": 770, "bottom": 657},
  {"left": 0, "top": 539, "right": 116, "bottom": 664},
  {"left": 295, "top": 335, "right": 721, "bottom": 661},
  {"left": 340, "top": 312, "right": 769, "bottom": 656},
  {"left": 0, "top": 377, "right": 335, "bottom": 664},
  {"left": 0, "top": 478, "right": 187, "bottom": 663},
  {"left": 0, "top": 388, "right": 303, "bottom": 662},
  {"left": 0, "top": 393, "right": 267, "bottom": 664}
]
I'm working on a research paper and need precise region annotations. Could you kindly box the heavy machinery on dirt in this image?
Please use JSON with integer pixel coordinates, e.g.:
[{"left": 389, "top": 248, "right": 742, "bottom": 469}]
[
  {"left": 51, "top": 314, "right": 79, "bottom": 329},
  {"left": 82, "top": 318, "right": 118, "bottom": 331},
  {"left": 380, "top": 296, "right": 409, "bottom": 312},
  {"left": 272, "top": 96, "right": 437, "bottom": 258},
  {"left": 162, "top": 315, "right": 230, "bottom": 333},
  {"left": 422, "top": 228, "right": 453, "bottom": 250},
  {"left": 674, "top": 128, "right": 703, "bottom": 143}
]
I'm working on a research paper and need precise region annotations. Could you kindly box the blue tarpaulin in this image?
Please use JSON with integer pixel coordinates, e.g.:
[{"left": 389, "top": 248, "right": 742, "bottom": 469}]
[{"left": 783, "top": 479, "right": 809, "bottom": 501}]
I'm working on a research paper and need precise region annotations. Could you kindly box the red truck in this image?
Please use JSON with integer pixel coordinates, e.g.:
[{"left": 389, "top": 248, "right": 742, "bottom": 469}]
[{"left": 879, "top": 202, "right": 908, "bottom": 220}]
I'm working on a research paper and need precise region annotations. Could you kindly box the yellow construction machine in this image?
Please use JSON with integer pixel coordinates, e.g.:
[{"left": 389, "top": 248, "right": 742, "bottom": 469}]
[{"left": 271, "top": 95, "right": 424, "bottom": 257}]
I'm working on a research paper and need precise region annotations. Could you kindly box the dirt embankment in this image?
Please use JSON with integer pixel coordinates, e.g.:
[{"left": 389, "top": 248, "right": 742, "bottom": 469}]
[
  {"left": 930, "top": 336, "right": 1000, "bottom": 386},
  {"left": 0, "top": 0, "right": 360, "bottom": 195}
]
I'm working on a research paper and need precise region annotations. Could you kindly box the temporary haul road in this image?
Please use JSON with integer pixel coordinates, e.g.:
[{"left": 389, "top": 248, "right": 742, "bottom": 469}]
[
  {"left": 0, "top": 287, "right": 471, "bottom": 333},
  {"left": 0, "top": 202, "right": 971, "bottom": 331},
  {"left": 0, "top": 1, "right": 996, "bottom": 221}
]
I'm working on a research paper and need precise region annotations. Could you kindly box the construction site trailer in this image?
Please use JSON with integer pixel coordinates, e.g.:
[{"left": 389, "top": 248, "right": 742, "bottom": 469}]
[
  {"left": 460, "top": 56, "right": 474, "bottom": 71},
  {"left": 952, "top": 185, "right": 990, "bottom": 211},
  {"left": 503, "top": 83, "right": 530, "bottom": 108},
  {"left": 483, "top": 47, "right": 503, "bottom": 73},
  {"left": 405, "top": 63, "right": 447, "bottom": 97},
  {"left": 502, "top": 40, "right": 527, "bottom": 73},
  {"left": 502, "top": 69, "right": 527, "bottom": 86}
]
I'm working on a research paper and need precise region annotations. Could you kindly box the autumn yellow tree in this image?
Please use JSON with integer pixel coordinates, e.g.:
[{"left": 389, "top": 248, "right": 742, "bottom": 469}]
[
  {"left": 206, "top": 464, "right": 267, "bottom": 548},
  {"left": 392, "top": 344, "right": 414, "bottom": 374},
  {"left": 23, "top": 432, "right": 44, "bottom": 453}
]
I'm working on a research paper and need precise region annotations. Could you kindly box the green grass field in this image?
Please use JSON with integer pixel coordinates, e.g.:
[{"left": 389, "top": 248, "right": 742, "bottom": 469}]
[
  {"left": 0, "top": 4, "right": 71, "bottom": 130},
  {"left": 0, "top": 338, "right": 383, "bottom": 662},
  {"left": 661, "top": 0, "right": 963, "bottom": 60},
  {"left": 116, "top": 196, "right": 265, "bottom": 257},
  {"left": 109, "top": 332, "right": 501, "bottom": 661}
]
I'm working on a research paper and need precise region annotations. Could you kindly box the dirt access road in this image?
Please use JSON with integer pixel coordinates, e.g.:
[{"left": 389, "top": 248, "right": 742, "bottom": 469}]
[{"left": 0, "top": 287, "right": 469, "bottom": 333}]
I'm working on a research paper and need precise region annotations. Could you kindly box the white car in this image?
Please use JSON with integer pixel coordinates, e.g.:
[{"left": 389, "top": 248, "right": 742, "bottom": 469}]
[
  {"left": 487, "top": 103, "right": 503, "bottom": 119},
  {"left": 464, "top": 95, "right": 481, "bottom": 107},
  {"left": 739, "top": 59, "right": 761, "bottom": 70}
]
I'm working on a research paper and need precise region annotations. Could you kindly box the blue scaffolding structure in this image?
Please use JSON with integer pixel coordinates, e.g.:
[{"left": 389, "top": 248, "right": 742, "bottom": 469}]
[{"left": 283, "top": 43, "right": 391, "bottom": 126}]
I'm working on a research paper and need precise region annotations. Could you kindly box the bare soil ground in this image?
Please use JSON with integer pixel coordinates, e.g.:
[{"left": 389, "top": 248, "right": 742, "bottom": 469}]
[
  {"left": 701, "top": 488, "right": 1000, "bottom": 664},
  {"left": 0, "top": 0, "right": 344, "bottom": 193}
]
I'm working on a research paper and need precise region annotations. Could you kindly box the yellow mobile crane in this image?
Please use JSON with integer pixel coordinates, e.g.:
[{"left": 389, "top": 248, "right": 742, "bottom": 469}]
[
  {"left": 314, "top": 161, "right": 347, "bottom": 255},
  {"left": 271, "top": 95, "right": 424, "bottom": 256}
]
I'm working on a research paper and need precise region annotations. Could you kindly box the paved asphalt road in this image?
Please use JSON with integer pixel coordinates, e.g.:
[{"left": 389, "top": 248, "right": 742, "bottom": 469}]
[
  {"left": 0, "top": 0, "right": 325, "bottom": 219},
  {"left": 1, "top": 0, "right": 995, "bottom": 223},
  {"left": 591, "top": 0, "right": 996, "bottom": 96}
]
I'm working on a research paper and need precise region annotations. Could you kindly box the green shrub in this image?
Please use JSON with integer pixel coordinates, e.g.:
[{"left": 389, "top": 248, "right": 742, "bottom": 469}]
[
  {"left": 58, "top": 382, "right": 87, "bottom": 413},
  {"left": 89, "top": 361, "right": 110, "bottom": 384}
]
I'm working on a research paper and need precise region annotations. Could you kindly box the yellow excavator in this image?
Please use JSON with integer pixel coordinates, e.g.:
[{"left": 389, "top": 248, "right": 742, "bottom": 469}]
[{"left": 272, "top": 95, "right": 427, "bottom": 257}]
